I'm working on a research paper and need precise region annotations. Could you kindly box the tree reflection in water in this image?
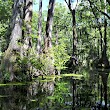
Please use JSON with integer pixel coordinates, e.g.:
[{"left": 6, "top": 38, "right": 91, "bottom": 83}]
[
  {"left": 0, "top": 70, "right": 110, "bottom": 110},
  {"left": 71, "top": 69, "right": 110, "bottom": 110}
]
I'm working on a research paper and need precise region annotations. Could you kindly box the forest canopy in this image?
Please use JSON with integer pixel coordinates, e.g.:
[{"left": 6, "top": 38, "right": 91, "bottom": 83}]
[{"left": 0, "top": 0, "right": 110, "bottom": 82}]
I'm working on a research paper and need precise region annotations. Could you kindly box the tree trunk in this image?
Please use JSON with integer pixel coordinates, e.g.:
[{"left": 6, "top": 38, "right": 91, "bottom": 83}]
[
  {"left": 1, "top": 0, "right": 24, "bottom": 81},
  {"left": 45, "top": 0, "right": 55, "bottom": 50},
  {"left": 22, "top": 0, "right": 33, "bottom": 57},
  {"left": 71, "top": 9, "right": 77, "bottom": 56},
  {"left": 21, "top": 0, "right": 33, "bottom": 81},
  {"left": 96, "top": 0, "right": 109, "bottom": 69},
  {"left": 44, "top": 0, "right": 55, "bottom": 75},
  {"left": 103, "top": 19, "right": 107, "bottom": 57},
  {"left": 1, "top": 0, "right": 33, "bottom": 81},
  {"left": 103, "top": 0, "right": 107, "bottom": 57},
  {"left": 37, "top": 0, "right": 42, "bottom": 55},
  {"left": 64, "top": 0, "right": 78, "bottom": 67}
]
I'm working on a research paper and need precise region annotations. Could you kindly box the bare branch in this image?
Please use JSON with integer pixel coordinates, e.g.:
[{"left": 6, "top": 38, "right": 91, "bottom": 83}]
[
  {"left": 68, "top": 0, "right": 71, "bottom": 8},
  {"left": 64, "top": 0, "right": 72, "bottom": 12},
  {"left": 64, "top": 0, "right": 69, "bottom": 6}
]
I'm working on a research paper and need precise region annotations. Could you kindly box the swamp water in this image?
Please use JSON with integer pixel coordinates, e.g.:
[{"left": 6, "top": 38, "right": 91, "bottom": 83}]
[{"left": 0, "top": 70, "right": 110, "bottom": 110}]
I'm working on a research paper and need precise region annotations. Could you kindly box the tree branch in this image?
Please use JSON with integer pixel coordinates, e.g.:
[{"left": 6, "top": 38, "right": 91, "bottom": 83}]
[
  {"left": 88, "top": 0, "right": 103, "bottom": 52},
  {"left": 68, "top": 0, "right": 71, "bottom": 8},
  {"left": 88, "top": 0, "right": 110, "bottom": 20},
  {"left": 64, "top": 0, "right": 68, "bottom": 6},
  {"left": 96, "top": 8, "right": 110, "bottom": 20},
  {"left": 64, "top": 0, "right": 72, "bottom": 12}
]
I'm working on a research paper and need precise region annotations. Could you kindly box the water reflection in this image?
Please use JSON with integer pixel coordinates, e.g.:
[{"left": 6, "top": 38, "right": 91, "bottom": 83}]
[
  {"left": 98, "top": 70, "right": 109, "bottom": 110},
  {"left": 0, "top": 70, "right": 110, "bottom": 110},
  {"left": 71, "top": 69, "right": 110, "bottom": 110},
  {"left": 0, "top": 85, "right": 27, "bottom": 110},
  {"left": 27, "top": 80, "right": 55, "bottom": 110}
]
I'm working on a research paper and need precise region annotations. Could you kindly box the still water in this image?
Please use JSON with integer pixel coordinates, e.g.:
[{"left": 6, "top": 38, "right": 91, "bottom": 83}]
[{"left": 0, "top": 69, "right": 110, "bottom": 110}]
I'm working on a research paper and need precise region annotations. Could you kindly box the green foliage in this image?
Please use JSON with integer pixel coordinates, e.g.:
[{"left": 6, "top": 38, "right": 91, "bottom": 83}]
[
  {"left": 76, "top": 0, "right": 110, "bottom": 67},
  {"left": 0, "top": 0, "right": 12, "bottom": 62},
  {"left": 31, "top": 12, "right": 38, "bottom": 42},
  {"left": 47, "top": 80, "right": 70, "bottom": 106},
  {"left": 39, "top": 53, "right": 54, "bottom": 75},
  {"left": 3, "top": 72, "right": 11, "bottom": 82},
  {"left": 16, "top": 48, "right": 54, "bottom": 76},
  {"left": 53, "top": 40, "right": 70, "bottom": 72},
  {"left": 0, "top": 0, "right": 12, "bottom": 22}
]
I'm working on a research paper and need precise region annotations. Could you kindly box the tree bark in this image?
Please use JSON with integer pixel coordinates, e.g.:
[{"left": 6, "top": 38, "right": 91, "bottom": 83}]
[
  {"left": 71, "top": 9, "right": 77, "bottom": 56},
  {"left": 64, "top": 0, "right": 78, "bottom": 66},
  {"left": 45, "top": 0, "right": 55, "bottom": 51},
  {"left": 2, "top": 0, "right": 24, "bottom": 81},
  {"left": 37, "top": 0, "right": 42, "bottom": 55},
  {"left": 1, "top": 0, "right": 33, "bottom": 81},
  {"left": 44, "top": 0, "right": 55, "bottom": 75},
  {"left": 22, "top": 0, "right": 33, "bottom": 56},
  {"left": 103, "top": 19, "right": 107, "bottom": 57}
]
